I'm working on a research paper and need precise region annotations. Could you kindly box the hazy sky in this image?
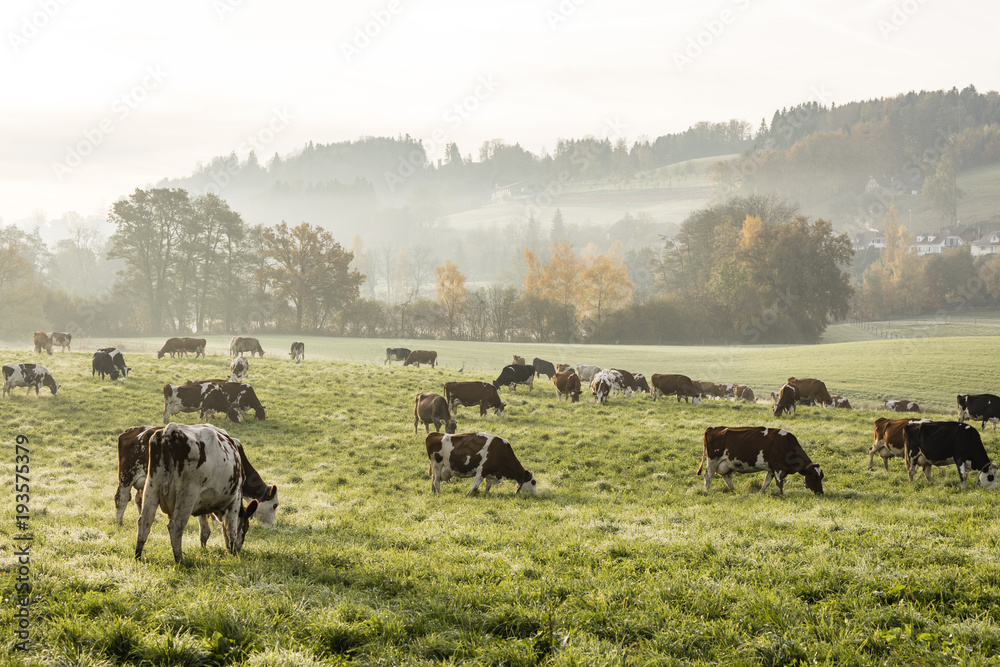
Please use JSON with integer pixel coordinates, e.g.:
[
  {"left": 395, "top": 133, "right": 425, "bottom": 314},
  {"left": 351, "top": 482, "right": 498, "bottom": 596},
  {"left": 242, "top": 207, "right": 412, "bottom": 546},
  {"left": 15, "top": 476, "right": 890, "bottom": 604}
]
[{"left": 2, "top": 0, "right": 996, "bottom": 225}]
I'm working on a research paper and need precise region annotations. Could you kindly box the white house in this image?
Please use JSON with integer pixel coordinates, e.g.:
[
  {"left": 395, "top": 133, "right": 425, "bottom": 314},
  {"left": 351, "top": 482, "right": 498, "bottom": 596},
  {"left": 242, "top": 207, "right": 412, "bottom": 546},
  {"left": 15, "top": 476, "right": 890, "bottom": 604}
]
[
  {"left": 970, "top": 232, "right": 1000, "bottom": 258},
  {"left": 911, "top": 233, "right": 965, "bottom": 256}
]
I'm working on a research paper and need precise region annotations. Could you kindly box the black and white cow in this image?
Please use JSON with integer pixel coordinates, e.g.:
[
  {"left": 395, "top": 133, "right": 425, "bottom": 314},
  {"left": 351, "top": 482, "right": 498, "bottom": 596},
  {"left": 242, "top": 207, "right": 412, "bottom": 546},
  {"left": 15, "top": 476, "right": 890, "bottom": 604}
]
[
  {"left": 289, "top": 342, "right": 305, "bottom": 363},
  {"left": 134, "top": 423, "right": 261, "bottom": 562},
  {"left": 230, "top": 356, "right": 249, "bottom": 382},
  {"left": 97, "top": 347, "right": 130, "bottom": 378},
  {"left": 2, "top": 364, "right": 58, "bottom": 397},
  {"left": 92, "top": 351, "right": 120, "bottom": 380},
  {"left": 957, "top": 394, "right": 1000, "bottom": 431},
  {"left": 163, "top": 382, "right": 241, "bottom": 424},
  {"left": 114, "top": 424, "right": 278, "bottom": 531},
  {"left": 384, "top": 347, "right": 411, "bottom": 365},
  {"left": 425, "top": 432, "right": 538, "bottom": 496},
  {"left": 493, "top": 364, "right": 535, "bottom": 391},
  {"left": 903, "top": 421, "right": 998, "bottom": 488}
]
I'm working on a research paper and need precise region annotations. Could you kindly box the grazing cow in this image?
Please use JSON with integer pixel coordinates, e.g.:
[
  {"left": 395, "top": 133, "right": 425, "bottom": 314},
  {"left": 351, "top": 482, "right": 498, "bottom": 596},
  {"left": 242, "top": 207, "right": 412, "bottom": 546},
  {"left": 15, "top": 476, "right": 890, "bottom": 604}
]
[
  {"left": 885, "top": 400, "right": 920, "bottom": 413},
  {"left": 289, "top": 341, "right": 305, "bottom": 363},
  {"left": 512, "top": 355, "right": 525, "bottom": 366},
  {"left": 158, "top": 337, "right": 186, "bottom": 359},
  {"left": 612, "top": 369, "right": 649, "bottom": 395},
  {"left": 694, "top": 380, "right": 725, "bottom": 398},
  {"left": 51, "top": 332, "right": 72, "bottom": 352},
  {"left": 32, "top": 331, "right": 53, "bottom": 355},
  {"left": 384, "top": 347, "right": 411, "bottom": 364},
  {"left": 697, "top": 426, "right": 825, "bottom": 495},
  {"left": 869, "top": 417, "right": 930, "bottom": 471},
  {"left": 577, "top": 364, "right": 601, "bottom": 383},
  {"left": 134, "top": 423, "right": 261, "bottom": 562},
  {"left": 217, "top": 381, "right": 266, "bottom": 420},
  {"left": 903, "top": 421, "right": 998, "bottom": 488},
  {"left": 533, "top": 357, "right": 556, "bottom": 380},
  {"left": 231, "top": 336, "right": 263, "bottom": 357},
  {"left": 553, "top": 371, "right": 581, "bottom": 402},
  {"left": 163, "top": 382, "right": 241, "bottom": 424},
  {"left": 555, "top": 363, "right": 573, "bottom": 374},
  {"left": 957, "top": 394, "right": 1000, "bottom": 431},
  {"left": 97, "top": 347, "right": 130, "bottom": 378},
  {"left": 493, "top": 364, "right": 535, "bottom": 391},
  {"left": 650, "top": 373, "right": 699, "bottom": 403},
  {"left": 92, "top": 350, "right": 121, "bottom": 380},
  {"left": 414, "top": 392, "right": 457, "bottom": 434},
  {"left": 426, "top": 432, "right": 538, "bottom": 496},
  {"left": 786, "top": 377, "right": 833, "bottom": 406},
  {"left": 403, "top": 350, "right": 437, "bottom": 368},
  {"left": 2, "top": 364, "right": 58, "bottom": 397},
  {"left": 591, "top": 369, "right": 626, "bottom": 404},
  {"left": 733, "top": 385, "right": 756, "bottom": 402},
  {"left": 831, "top": 396, "right": 852, "bottom": 409},
  {"left": 114, "top": 425, "right": 279, "bottom": 530},
  {"left": 230, "top": 356, "right": 249, "bottom": 382},
  {"left": 444, "top": 381, "right": 506, "bottom": 417},
  {"left": 772, "top": 383, "right": 797, "bottom": 417}
]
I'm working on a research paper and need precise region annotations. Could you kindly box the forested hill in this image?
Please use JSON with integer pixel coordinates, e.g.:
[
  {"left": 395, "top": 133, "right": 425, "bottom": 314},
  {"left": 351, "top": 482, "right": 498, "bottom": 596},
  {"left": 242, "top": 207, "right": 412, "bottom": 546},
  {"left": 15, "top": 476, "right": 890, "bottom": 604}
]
[{"left": 156, "top": 86, "right": 1000, "bottom": 235}]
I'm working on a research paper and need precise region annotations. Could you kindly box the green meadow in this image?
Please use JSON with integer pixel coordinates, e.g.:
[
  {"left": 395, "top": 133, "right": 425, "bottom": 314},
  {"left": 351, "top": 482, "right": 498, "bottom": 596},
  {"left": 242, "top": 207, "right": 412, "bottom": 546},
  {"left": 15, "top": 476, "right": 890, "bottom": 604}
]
[{"left": 4, "top": 336, "right": 1000, "bottom": 665}]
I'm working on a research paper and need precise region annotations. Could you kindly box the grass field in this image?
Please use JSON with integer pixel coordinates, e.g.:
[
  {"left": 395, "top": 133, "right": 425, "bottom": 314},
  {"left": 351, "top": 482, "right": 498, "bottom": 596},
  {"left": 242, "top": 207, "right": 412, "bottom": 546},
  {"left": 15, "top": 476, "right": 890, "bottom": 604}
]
[{"left": 4, "top": 337, "right": 1000, "bottom": 665}]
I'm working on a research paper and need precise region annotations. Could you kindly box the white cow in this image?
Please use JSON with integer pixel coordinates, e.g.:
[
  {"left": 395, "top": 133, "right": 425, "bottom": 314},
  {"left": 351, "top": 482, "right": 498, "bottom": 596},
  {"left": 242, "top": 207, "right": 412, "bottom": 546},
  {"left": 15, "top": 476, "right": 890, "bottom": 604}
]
[
  {"left": 577, "top": 364, "right": 602, "bottom": 383},
  {"left": 591, "top": 369, "right": 628, "bottom": 404},
  {"left": 134, "top": 423, "right": 260, "bottom": 562}
]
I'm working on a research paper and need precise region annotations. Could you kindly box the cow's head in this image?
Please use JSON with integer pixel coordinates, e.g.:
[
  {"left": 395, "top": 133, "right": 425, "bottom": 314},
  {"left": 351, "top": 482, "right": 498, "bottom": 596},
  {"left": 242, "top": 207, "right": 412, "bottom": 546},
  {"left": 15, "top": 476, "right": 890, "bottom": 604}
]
[
  {"left": 516, "top": 470, "right": 538, "bottom": 495},
  {"left": 43, "top": 374, "right": 58, "bottom": 395},
  {"left": 979, "top": 463, "right": 998, "bottom": 490},
  {"left": 253, "top": 405, "right": 266, "bottom": 421},
  {"left": 157, "top": 350, "right": 166, "bottom": 359},
  {"left": 254, "top": 485, "right": 279, "bottom": 526},
  {"left": 445, "top": 419, "right": 457, "bottom": 434},
  {"left": 110, "top": 368, "right": 120, "bottom": 381},
  {"left": 958, "top": 394, "right": 969, "bottom": 409},
  {"left": 495, "top": 402, "right": 506, "bottom": 418},
  {"left": 802, "top": 463, "right": 825, "bottom": 494},
  {"left": 230, "top": 499, "right": 259, "bottom": 555}
]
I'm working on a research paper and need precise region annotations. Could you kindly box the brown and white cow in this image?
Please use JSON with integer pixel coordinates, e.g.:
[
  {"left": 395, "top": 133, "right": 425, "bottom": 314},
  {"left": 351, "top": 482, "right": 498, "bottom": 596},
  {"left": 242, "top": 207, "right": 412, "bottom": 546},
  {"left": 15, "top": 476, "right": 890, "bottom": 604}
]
[
  {"left": 230, "top": 356, "right": 249, "bottom": 382},
  {"left": 163, "top": 382, "right": 241, "bottom": 424},
  {"left": 32, "top": 331, "right": 53, "bottom": 355},
  {"left": 553, "top": 370, "right": 581, "bottom": 403},
  {"left": 3, "top": 364, "right": 58, "bottom": 397},
  {"left": 650, "top": 373, "right": 699, "bottom": 403},
  {"left": 786, "top": 377, "right": 833, "bottom": 406},
  {"left": 404, "top": 350, "right": 437, "bottom": 367},
  {"left": 231, "top": 336, "right": 264, "bottom": 357},
  {"left": 591, "top": 369, "right": 626, "bottom": 404},
  {"left": 772, "top": 383, "right": 797, "bottom": 417},
  {"left": 134, "top": 423, "right": 261, "bottom": 562},
  {"left": 51, "top": 332, "right": 72, "bottom": 352},
  {"left": 869, "top": 417, "right": 930, "bottom": 471},
  {"left": 157, "top": 337, "right": 205, "bottom": 359},
  {"left": 512, "top": 355, "right": 525, "bottom": 366},
  {"left": 697, "top": 426, "right": 825, "bottom": 495},
  {"left": 114, "top": 424, "right": 278, "bottom": 530},
  {"left": 885, "top": 399, "right": 920, "bottom": 413},
  {"left": 555, "top": 363, "right": 573, "bottom": 374},
  {"left": 733, "top": 385, "right": 756, "bottom": 402},
  {"left": 694, "top": 380, "right": 725, "bottom": 398},
  {"left": 414, "top": 392, "right": 457, "bottom": 434},
  {"left": 426, "top": 432, "right": 537, "bottom": 496},
  {"left": 444, "top": 381, "right": 506, "bottom": 417},
  {"left": 831, "top": 395, "right": 852, "bottom": 409},
  {"left": 612, "top": 369, "right": 649, "bottom": 396}
]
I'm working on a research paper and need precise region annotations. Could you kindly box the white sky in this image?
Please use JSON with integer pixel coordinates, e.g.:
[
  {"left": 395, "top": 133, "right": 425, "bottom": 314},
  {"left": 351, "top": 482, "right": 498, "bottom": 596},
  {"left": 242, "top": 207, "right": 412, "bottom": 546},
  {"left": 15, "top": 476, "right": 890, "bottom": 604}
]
[{"left": 1, "top": 0, "right": 997, "bottom": 224}]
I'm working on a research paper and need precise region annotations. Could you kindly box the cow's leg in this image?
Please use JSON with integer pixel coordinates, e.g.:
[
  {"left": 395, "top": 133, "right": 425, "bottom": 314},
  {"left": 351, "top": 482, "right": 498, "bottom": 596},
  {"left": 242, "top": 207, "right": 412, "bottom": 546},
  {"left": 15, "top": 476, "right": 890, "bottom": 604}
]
[
  {"left": 467, "top": 474, "right": 485, "bottom": 496},
  {"left": 166, "top": 497, "right": 197, "bottom": 563},
  {"left": 703, "top": 460, "right": 718, "bottom": 492},
  {"left": 134, "top": 482, "right": 161, "bottom": 560},
  {"left": 773, "top": 471, "right": 786, "bottom": 495},
  {"left": 760, "top": 471, "right": 775, "bottom": 493},
  {"left": 114, "top": 482, "right": 134, "bottom": 525},
  {"left": 528, "top": 376, "right": 533, "bottom": 391},
  {"left": 955, "top": 461, "right": 967, "bottom": 488},
  {"left": 431, "top": 468, "right": 441, "bottom": 494},
  {"left": 867, "top": 443, "right": 878, "bottom": 470},
  {"left": 922, "top": 464, "right": 933, "bottom": 482},
  {"left": 881, "top": 454, "right": 890, "bottom": 471},
  {"left": 199, "top": 515, "right": 212, "bottom": 546}
]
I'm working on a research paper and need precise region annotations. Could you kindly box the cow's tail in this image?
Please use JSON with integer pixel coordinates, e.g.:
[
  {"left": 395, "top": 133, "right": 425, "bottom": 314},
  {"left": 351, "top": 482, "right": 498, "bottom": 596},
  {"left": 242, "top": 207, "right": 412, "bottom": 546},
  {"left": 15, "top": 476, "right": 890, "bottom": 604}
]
[{"left": 695, "top": 446, "right": 707, "bottom": 476}]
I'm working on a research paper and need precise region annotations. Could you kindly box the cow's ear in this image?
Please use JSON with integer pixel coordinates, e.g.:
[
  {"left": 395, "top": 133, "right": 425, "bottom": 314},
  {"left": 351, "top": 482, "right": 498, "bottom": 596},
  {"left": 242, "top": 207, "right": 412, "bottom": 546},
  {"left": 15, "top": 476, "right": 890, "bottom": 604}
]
[
  {"left": 265, "top": 485, "right": 277, "bottom": 501},
  {"left": 245, "top": 499, "right": 259, "bottom": 519}
]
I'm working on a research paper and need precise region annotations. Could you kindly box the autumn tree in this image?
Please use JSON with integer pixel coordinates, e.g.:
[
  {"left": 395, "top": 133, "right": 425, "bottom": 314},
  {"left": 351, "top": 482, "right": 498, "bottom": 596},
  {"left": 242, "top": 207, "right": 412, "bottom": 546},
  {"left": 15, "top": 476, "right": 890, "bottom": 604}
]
[
  {"left": 581, "top": 243, "right": 635, "bottom": 322},
  {"left": 856, "top": 206, "right": 926, "bottom": 317},
  {"left": 435, "top": 260, "right": 467, "bottom": 338},
  {"left": 923, "top": 153, "right": 964, "bottom": 224},
  {"left": 261, "top": 221, "right": 364, "bottom": 332}
]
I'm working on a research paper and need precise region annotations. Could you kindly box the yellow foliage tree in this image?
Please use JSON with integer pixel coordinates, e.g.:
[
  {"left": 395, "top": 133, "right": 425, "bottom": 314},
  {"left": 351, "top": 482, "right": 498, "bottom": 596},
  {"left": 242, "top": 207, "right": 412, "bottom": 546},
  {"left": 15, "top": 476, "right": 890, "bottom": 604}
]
[
  {"left": 435, "top": 260, "right": 466, "bottom": 338},
  {"left": 581, "top": 244, "right": 635, "bottom": 321}
]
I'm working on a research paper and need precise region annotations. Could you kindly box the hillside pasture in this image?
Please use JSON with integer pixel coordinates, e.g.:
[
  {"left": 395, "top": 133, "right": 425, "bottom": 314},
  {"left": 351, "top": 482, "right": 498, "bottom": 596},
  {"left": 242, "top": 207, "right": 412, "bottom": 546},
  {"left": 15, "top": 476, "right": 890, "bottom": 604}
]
[{"left": 3, "top": 339, "right": 1000, "bottom": 664}]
